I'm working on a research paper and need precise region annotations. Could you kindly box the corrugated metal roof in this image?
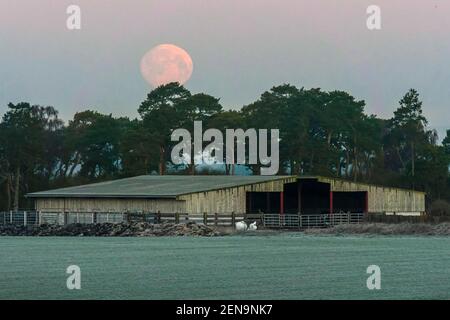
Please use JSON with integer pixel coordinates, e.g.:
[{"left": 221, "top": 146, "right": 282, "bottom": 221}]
[{"left": 26, "top": 175, "right": 295, "bottom": 199}]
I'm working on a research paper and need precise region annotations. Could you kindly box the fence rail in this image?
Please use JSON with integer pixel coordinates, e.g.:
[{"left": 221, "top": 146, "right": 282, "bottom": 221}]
[
  {"left": 263, "top": 213, "right": 364, "bottom": 229},
  {"left": 0, "top": 211, "right": 368, "bottom": 230},
  {"left": 0, "top": 211, "right": 40, "bottom": 226},
  {"left": 0, "top": 211, "right": 246, "bottom": 228}
]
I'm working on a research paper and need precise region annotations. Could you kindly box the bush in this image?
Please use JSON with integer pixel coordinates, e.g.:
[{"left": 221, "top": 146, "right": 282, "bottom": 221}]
[{"left": 430, "top": 200, "right": 450, "bottom": 217}]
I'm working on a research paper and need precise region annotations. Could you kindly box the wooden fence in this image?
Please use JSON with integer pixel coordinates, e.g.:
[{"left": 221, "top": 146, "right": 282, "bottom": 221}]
[
  {"left": 3, "top": 210, "right": 447, "bottom": 230},
  {"left": 0, "top": 211, "right": 247, "bottom": 228},
  {"left": 262, "top": 212, "right": 364, "bottom": 229}
]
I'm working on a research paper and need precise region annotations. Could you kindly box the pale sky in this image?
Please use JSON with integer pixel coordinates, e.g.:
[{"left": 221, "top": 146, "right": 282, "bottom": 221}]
[{"left": 0, "top": 0, "right": 449, "bottom": 140}]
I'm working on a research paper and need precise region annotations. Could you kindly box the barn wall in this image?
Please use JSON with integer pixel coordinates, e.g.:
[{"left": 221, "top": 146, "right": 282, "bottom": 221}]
[
  {"left": 35, "top": 198, "right": 186, "bottom": 213},
  {"left": 178, "top": 177, "right": 296, "bottom": 214},
  {"left": 319, "top": 177, "right": 426, "bottom": 214}
]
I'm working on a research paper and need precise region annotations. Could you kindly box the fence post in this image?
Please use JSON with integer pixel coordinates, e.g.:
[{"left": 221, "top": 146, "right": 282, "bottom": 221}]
[
  {"left": 203, "top": 212, "right": 207, "bottom": 225},
  {"left": 231, "top": 212, "right": 236, "bottom": 228},
  {"left": 214, "top": 213, "right": 218, "bottom": 226},
  {"left": 76, "top": 212, "right": 80, "bottom": 224},
  {"left": 23, "top": 211, "right": 27, "bottom": 227},
  {"left": 10, "top": 210, "right": 13, "bottom": 224},
  {"left": 175, "top": 212, "right": 180, "bottom": 224}
]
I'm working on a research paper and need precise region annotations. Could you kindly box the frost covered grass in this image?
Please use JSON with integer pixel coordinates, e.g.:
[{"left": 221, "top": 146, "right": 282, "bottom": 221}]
[{"left": 1, "top": 235, "right": 449, "bottom": 299}]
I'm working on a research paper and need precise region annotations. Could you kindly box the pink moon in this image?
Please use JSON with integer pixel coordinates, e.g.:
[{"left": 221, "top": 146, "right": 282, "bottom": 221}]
[{"left": 140, "top": 44, "right": 194, "bottom": 88}]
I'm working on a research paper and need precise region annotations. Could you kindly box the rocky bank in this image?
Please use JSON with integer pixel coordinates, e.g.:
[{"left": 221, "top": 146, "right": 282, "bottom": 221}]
[
  {"left": 304, "top": 222, "right": 450, "bottom": 236},
  {"left": 0, "top": 222, "right": 224, "bottom": 237}
]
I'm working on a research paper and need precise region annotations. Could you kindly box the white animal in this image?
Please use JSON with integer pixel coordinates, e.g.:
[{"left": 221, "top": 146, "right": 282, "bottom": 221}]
[
  {"left": 248, "top": 221, "right": 258, "bottom": 231},
  {"left": 235, "top": 221, "right": 248, "bottom": 231}
]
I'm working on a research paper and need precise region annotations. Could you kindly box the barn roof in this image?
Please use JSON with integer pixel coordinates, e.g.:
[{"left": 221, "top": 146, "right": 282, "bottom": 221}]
[{"left": 26, "top": 175, "right": 296, "bottom": 199}]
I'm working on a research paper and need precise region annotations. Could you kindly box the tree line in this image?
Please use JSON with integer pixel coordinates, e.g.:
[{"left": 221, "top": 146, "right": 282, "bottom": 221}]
[{"left": 0, "top": 83, "right": 449, "bottom": 212}]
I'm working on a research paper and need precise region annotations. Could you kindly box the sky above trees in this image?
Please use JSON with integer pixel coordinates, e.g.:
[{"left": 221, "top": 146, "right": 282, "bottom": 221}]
[{"left": 0, "top": 0, "right": 449, "bottom": 140}]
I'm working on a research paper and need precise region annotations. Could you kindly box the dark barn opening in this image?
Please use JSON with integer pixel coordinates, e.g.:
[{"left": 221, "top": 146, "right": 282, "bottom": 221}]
[
  {"left": 332, "top": 191, "right": 367, "bottom": 213},
  {"left": 299, "top": 179, "right": 330, "bottom": 215},
  {"left": 246, "top": 192, "right": 281, "bottom": 213},
  {"left": 246, "top": 179, "right": 369, "bottom": 215},
  {"left": 284, "top": 182, "right": 299, "bottom": 214}
]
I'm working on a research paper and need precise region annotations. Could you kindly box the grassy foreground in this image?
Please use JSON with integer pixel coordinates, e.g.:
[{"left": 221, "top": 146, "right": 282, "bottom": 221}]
[{"left": 1, "top": 234, "right": 449, "bottom": 300}]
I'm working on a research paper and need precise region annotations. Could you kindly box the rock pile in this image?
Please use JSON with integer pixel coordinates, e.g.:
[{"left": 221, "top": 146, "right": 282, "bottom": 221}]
[{"left": 0, "top": 221, "right": 223, "bottom": 237}]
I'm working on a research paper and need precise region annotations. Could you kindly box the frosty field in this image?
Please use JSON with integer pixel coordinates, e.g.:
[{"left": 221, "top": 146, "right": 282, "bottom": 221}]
[{"left": 1, "top": 234, "right": 449, "bottom": 300}]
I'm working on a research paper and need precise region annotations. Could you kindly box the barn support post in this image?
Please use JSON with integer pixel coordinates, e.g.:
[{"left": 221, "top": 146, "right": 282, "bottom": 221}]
[
  {"left": 157, "top": 211, "right": 161, "bottom": 224},
  {"left": 329, "top": 191, "right": 334, "bottom": 214},
  {"left": 280, "top": 192, "right": 284, "bottom": 214},
  {"left": 297, "top": 183, "right": 302, "bottom": 215},
  {"left": 365, "top": 191, "right": 369, "bottom": 213}
]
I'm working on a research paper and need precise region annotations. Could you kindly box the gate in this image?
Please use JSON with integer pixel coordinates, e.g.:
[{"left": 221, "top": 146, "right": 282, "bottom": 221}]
[{"left": 263, "top": 213, "right": 364, "bottom": 229}]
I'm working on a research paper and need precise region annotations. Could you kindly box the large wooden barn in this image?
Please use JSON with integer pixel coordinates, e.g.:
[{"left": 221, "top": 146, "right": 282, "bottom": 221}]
[{"left": 27, "top": 175, "right": 425, "bottom": 216}]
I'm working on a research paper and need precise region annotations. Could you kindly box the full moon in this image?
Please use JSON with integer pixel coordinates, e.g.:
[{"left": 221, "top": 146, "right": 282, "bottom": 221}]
[{"left": 140, "top": 44, "right": 193, "bottom": 88}]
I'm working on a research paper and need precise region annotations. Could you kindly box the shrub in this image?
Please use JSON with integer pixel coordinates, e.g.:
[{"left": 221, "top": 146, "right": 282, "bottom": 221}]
[{"left": 430, "top": 200, "right": 450, "bottom": 217}]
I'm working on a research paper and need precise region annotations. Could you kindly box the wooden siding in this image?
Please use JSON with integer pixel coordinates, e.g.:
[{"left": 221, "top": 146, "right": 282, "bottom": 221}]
[
  {"left": 177, "top": 177, "right": 297, "bottom": 214},
  {"left": 317, "top": 177, "right": 425, "bottom": 213},
  {"left": 36, "top": 198, "right": 186, "bottom": 213}
]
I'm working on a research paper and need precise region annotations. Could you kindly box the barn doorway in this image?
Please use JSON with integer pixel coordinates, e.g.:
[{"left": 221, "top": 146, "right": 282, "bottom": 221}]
[
  {"left": 246, "top": 192, "right": 281, "bottom": 213},
  {"left": 332, "top": 191, "right": 367, "bottom": 213}
]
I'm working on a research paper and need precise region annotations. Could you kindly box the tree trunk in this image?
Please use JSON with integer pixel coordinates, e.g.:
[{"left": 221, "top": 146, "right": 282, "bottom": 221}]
[
  {"left": 6, "top": 174, "right": 12, "bottom": 211},
  {"left": 411, "top": 141, "right": 415, "bottom": 190},
  {"left": 345, "top": 151, "right": 350, "bottom": 178},
  {"left": 327, "top": 131, "right": 332, "bottom": 146},
  {"left": 68, "top": 152, "right": 81, "bottom": 177},
  {"left": 396, "top": 147, "right": 406, "bottom": 172},
  {"left": 336, "top": 157, "right": 341, "bottom": 177},
  {"left": 411, "top": 142, "right": 415, "bottom": 177},
  {"left": 159, "top": 145, "right": 166, "bottom": 175},
  {"left": 13, "top": 167, "right": 20, "bottom": 211}
]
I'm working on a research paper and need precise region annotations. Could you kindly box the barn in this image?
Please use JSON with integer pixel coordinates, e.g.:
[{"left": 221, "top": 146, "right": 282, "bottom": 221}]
[{"left": 27, "top": 175, "right": 425, "bottom": 216}]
